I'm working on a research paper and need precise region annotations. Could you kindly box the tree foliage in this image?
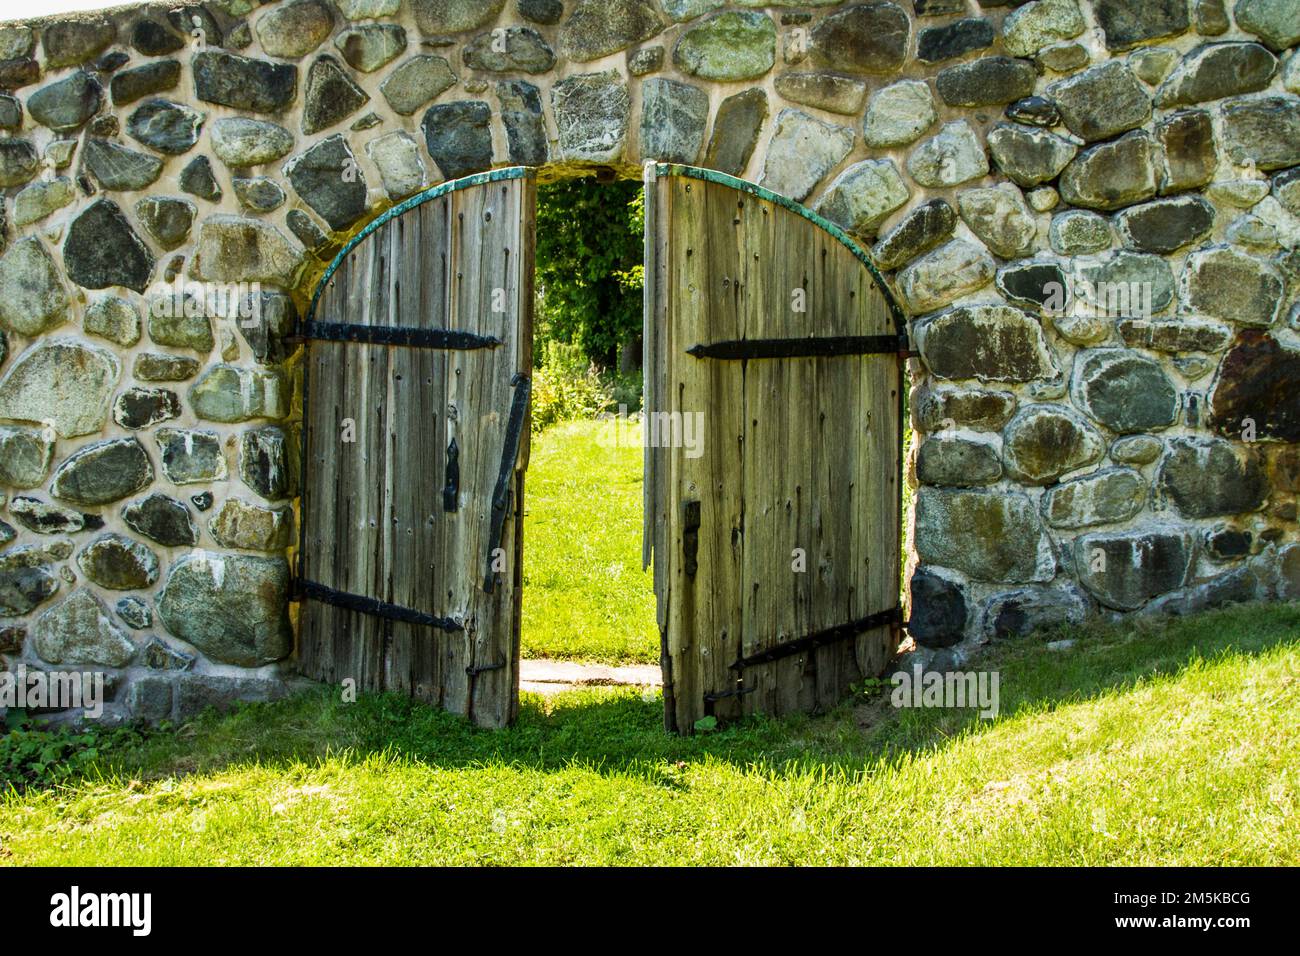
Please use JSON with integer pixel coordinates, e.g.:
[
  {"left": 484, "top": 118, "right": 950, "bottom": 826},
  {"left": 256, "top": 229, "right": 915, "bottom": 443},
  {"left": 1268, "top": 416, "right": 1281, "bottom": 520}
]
[{"left": 534, "top": 177, "right": 644, "bottom": 369}]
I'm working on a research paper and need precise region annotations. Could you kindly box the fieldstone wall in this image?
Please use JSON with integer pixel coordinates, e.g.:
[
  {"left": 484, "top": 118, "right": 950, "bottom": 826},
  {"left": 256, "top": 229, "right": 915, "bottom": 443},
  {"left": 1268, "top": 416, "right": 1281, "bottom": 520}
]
[{"left": 0, "top": 0, "right": 1296, "bottom": 720}]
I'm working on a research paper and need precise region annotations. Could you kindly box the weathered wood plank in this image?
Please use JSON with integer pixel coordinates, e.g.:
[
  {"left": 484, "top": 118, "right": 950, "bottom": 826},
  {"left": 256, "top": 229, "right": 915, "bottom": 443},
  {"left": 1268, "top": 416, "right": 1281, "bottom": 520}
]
[
  {"left": 654, "top": 168, "right": 902, "bottom": 732},
  {"left": 299, "top": 170, "right": 533, "bottom": 729}
]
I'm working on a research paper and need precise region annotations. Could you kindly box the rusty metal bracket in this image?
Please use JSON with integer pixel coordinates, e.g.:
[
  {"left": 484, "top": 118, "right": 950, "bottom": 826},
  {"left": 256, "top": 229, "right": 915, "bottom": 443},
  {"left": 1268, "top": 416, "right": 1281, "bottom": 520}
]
[
  {"left": 729, "top": 606, "right": 903, "bottom": 672},
  {"left": 297, "top": 578, "right": 463, "bottom": 632},
  {"left": 301, "top": 320, "right": 502, "bottom": 351},
  {"left": 482, "top": 373, "right": 531, "bottom": 593},
  {"left": 442, "top": 437, "right": 460, "bottom": 512},
  {"left": 687, "top": 334, "right": 907, "bottom": 360}
]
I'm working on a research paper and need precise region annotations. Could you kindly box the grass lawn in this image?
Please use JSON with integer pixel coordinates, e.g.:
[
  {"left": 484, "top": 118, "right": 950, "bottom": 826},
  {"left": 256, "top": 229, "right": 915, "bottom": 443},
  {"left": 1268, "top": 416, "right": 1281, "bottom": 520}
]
[
  {"left": 522, "top": 417, "right": 658, "bottom": 662},
  {"left": 2, "top": 602, "right": 1298, "bottom": 865}
]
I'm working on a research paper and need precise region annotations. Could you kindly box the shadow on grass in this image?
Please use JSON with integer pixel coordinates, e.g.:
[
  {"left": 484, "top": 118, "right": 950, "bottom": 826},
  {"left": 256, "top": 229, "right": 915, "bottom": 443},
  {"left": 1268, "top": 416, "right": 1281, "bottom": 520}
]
[{"left": 37, "top": 601, "right": 1300, "bottom": 789}]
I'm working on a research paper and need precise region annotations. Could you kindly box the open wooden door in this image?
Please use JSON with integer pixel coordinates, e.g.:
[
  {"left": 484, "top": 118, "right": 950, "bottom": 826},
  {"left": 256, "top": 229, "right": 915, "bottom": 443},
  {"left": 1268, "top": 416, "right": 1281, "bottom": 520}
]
[
  {"left": 644, "top": 163, "right": 907, "bottom": 734},
  {"left": 296, "top": 167, "right": 535, "bottom": 728}
]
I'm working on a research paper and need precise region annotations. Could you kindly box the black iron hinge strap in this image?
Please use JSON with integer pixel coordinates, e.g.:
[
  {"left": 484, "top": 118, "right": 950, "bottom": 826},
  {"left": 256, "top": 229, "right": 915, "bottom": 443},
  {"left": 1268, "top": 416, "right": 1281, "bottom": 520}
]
[
  {"left": 730, "top": 606, "right": 902, "bottom": 671},
  {"left": 482, "top": 373, "right": 531, "bottom": 593},
  {"left": 301, "top": 320, "right": 502, "bottom": 350},
  {"left": 298, "top": 579, "right": 463, "bottom": 632},
  {"left": 687, "top": 334, "right": 907, "bottom": 360}
]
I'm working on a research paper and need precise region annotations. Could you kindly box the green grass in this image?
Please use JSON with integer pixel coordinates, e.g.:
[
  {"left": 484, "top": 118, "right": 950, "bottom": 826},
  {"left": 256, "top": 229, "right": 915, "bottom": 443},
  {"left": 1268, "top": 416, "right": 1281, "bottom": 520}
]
[
  {"left": 3, "top": 603, "right": 1298, "bottom": 865},
  {"left": 522, "top": 417, "right": 658, "bottom": 662}
]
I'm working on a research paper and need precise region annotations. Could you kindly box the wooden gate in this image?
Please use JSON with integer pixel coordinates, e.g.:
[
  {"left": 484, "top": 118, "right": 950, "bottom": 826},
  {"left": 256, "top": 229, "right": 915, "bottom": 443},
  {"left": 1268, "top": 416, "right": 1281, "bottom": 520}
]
[
  {"left": 643, "top": 163, "right": 907, "bottom": 733},
  {"left": 296, "top": 167, "right": 535, "bottom": 728}
]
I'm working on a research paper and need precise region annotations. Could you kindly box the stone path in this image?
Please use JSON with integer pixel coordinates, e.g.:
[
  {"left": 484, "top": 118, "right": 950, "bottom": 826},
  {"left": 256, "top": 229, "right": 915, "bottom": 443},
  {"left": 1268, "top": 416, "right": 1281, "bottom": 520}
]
[{"left": 519, "top": 659, "right": 662, "bottom": 696}]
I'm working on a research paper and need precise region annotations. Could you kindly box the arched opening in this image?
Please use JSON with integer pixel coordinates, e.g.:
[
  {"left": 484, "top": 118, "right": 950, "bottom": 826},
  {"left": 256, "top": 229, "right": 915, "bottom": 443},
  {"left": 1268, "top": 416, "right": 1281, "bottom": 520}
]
[{"left": 292, "top": 162, "right": 908, "bottom": 731}]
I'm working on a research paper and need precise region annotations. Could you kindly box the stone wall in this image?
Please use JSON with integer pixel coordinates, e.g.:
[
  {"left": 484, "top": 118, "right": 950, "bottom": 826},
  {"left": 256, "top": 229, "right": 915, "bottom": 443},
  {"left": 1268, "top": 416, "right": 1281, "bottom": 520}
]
[{"left": 0, "top": 0, "right": 1296, "bottom": 721}]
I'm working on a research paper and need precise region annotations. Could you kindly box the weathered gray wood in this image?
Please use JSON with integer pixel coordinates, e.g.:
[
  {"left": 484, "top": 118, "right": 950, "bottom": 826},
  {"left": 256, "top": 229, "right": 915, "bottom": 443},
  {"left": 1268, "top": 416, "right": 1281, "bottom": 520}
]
[
  {"left": 299, "top": 171, "right": 534, "bottom": 728},
  {"left": 651, "top": 170, "right": 902, "bottom": 733}
]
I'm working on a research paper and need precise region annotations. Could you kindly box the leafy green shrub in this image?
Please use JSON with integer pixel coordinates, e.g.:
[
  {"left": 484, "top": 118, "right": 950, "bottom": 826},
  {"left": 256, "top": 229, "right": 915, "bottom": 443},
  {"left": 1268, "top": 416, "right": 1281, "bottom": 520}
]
[
  {"left": 531, "top": 341, "right": 614, "bottom": 433},
  {"left": 1, "top": 711, "right": 147, "bottom": 794},
  {"left": 534, "top": 178, "right": 644, "bottom": 369}
]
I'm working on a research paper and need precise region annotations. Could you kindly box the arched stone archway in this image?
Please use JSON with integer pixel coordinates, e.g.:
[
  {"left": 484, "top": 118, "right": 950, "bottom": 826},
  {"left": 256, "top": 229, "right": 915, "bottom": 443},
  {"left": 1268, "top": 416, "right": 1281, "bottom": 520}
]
[{"left": 0, "top": 0, "right": 1296, "bottom": 723}]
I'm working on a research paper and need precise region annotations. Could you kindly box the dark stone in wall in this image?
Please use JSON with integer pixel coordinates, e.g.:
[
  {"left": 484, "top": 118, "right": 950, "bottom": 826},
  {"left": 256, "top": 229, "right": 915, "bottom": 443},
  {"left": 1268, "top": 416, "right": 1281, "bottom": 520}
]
[
  {"left": 0, "top": 93, "right": 20, "bottom": 129},
  {"left": 0, "top": 138, "right": 38, "bottom": 188},
  {"left": 286, "top": 209, "right": 330, "bottom": 254},
  {"left": 110, "top": 60, "right": 182, "bottom": 106},
  {"left": 916, "top": 17, "right": 994, "bottom": 63},
  {"left": 936, "top": 56, "right": 1037, "bottom": 106},
  {"left": 27, "top": 72, "right": 103, "bottom": 132},
  {"left": 131, "top": 19, "right": 186, "bottom": 56},
  {"left": 808, "top": 2, "right": 911, "bottom": 75},
  {"left": 1156, "top": 42, "right": 1278, "bottom": 107},
  {"left": 156, "top": 428, "right": 224, "bottom": 484},
  {"left": 114, "top": 386, "right": 182, "bottom": 429},
  {"left": 1114, "top": 195, "right": 1215, "bottom": 254},
  {"left": 1004, "top": 96, "right": 1059, "bottom": 127},
  {"left": 463, "top": 27, "right": 557, "bottom": 73},
  {"left": 422, "top": 100, "right": 494, "bottom": 180},
  {"left": 117, "top": 596, "right": 153, "bottom": 631},
  {"left": 559, "top": 0, "right": 665, "bottom": 63},
  {"left": 1094, "top": 0, "right": 1190, "bottom": 51},
  {"left": 83, "top": 139, "right": 164, "bottom": 191},
  {"left": 123, "top": 492, "right": 199, "bottom": 548},
  {"left": 239, "top": 291, "right": 298, "bottom": 365},
  {"left": 1220, "top": 94, "right": 1300, "bottom": 171},
  {"left": 77, "top": 533, "right": 159, "bottom": 590},
  {"left": 908, "top": 567, "right": 968, "bottom": 648},
  {"left": 233, "top": 177, "right": 287, "bottom": 213},
  {"left": 873, "top": 198, "right": 956, "bottom": 271},
  {"left": 1209, "top": 332, "right": 1300, "bottom": 443},
  {"left": 917, "top": 305, "right": 1058, "bottom": 384},
  {"left": 996, "top": 261, "right": 1066, "bottom": 310},
  {"left": 1049, "top": 61, "right": 1151, "bottom": 142},
  {"left": 497, "top": 80, "right": 548, "bottom": 166},
  {"left": 193, "top": 51, "right": 297, "bottom": 114},
  {"left": 126, "top": 98, "right": 205, "bottom": 155},
  {"left": 135, "top": 197, "right": 196, "bottom": 250},
  {"left": 302, "top": 55, "right": 369, "bottom": 135},
  {"left": 1194, "top": 0, "right": 1230, "bottom": 36},
  {"left": 166, "top": 6, "right": 224, "bottom": 50},
  {"left": 0, "top": 564, "right": 58, "bottom": 617},
  {"left": 641, "top": 77, "right": 708, "bottom": 163},
  {"left": 1074, "top": 531, "right": 1194, "bottom": 611},
  {"left": 50, "top": 437, "right": 154, "bottom": 506},
  {"left": 179, "top": 155, "right": 223, "bottom": 202},
  {"left": 518, "top": 0, "right": 564, "bottom": 25},
  {"left": 284, "top": 134, "right": 368, "bottom": 231},
  {"left": 703, "top": 87, "right": 767, "bottom": 177},
  {"left": 134, "top": 352, "right": 200, "bottom": 382},
  {"left": 1204, "top": 526, "right": 1252, "bottom": 560},
  {"left": 1059, "top": 131, "right": 1160, "bottom": 211},
  {"left": 916, "top": 435, "right": 1002, "bottom": 486},
  {"left": 1156, "top": 109, "right": 1217, "bottom": 194},
  {"left": 1072, "top": 349, "right": 1179, "bottom": 434},
  {"left": 42, "top": 18, "right": 116, "bottom": 68},
  {"left": 1158, "top": 436, "right": 1268, "bottom": 519},
  {"left": 64, "top": 199, "right": 155, "bottom": 293},
  {"left": 239, "top": 426, "right": 295, "bottom": 500},
  {"left": 0, "top": 58, "right": 39, "bottom": 91}
]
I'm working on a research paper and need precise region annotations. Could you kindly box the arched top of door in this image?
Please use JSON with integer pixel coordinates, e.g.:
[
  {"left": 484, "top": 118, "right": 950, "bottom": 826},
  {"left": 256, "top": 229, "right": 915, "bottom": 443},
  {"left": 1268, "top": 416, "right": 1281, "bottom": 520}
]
[
  {"left": 651, "top": 163, "right": 909, "bottom": 338},
  {"left": 305, "top": 166, "right": 536, "bottom": 326}
]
